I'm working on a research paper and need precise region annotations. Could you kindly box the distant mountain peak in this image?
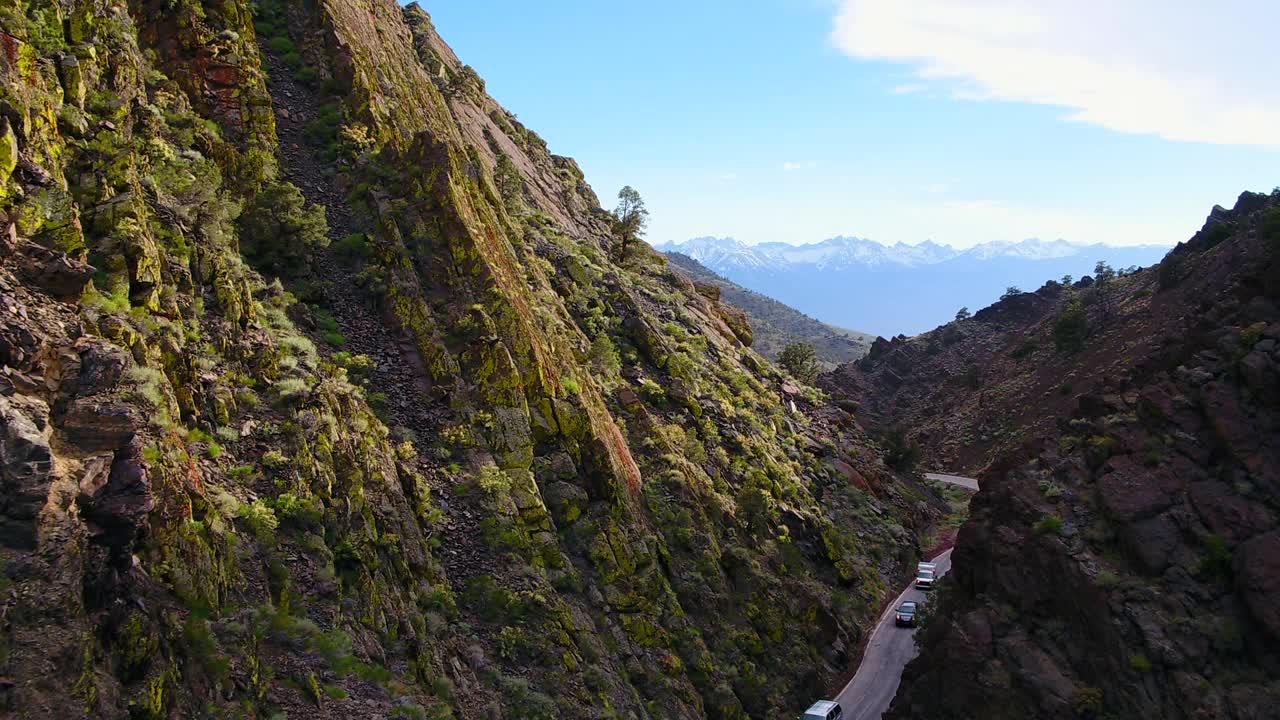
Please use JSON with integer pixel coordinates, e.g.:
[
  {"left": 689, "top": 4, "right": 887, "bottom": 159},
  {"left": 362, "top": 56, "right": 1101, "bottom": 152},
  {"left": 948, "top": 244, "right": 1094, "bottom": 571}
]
[
  {"left": 658, "top": 236, "right": 1165, "bottom": 271},
  {"left": 657, "top": 235, "right": 1171, "bottom": 336}
]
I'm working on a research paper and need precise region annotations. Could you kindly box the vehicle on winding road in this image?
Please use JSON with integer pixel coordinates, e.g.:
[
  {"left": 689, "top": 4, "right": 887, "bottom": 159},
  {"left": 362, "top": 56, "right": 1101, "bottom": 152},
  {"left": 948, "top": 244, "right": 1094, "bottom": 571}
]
[
  {"left": 802, "top": 699, "right": 844, "bottom": 720},
  {"left": 894, "top": 601, "right": 919, "bottom": 628},
  {"left": 915, "top": 566, "right": 936, "bottom": 590}
]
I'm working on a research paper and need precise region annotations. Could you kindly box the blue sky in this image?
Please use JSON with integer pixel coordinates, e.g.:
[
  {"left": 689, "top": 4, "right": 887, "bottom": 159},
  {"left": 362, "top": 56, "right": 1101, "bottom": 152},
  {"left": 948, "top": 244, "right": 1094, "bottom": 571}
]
[{"left": 420, "top": 1, "right": 1277, "bottom": 248}]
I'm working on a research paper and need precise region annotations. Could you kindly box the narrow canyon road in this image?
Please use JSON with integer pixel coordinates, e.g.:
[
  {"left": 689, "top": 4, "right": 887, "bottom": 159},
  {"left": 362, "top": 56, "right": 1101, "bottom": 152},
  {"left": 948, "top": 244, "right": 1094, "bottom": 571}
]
[
  {"left": 923, "top": 472, "right": 979, "bottom": 491},
  {"left": 834, "top": 474, "right": 978, "bottom": 720}
]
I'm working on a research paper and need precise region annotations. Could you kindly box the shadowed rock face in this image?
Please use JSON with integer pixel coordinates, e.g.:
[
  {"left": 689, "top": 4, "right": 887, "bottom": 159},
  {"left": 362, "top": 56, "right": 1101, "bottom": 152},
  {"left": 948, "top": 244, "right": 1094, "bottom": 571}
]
[
  {"left": 0, "top": 0, "right": 941, "bottom": 717},
  {"left": 883, "top": 192, "right": 1280, "bottom": 720}
]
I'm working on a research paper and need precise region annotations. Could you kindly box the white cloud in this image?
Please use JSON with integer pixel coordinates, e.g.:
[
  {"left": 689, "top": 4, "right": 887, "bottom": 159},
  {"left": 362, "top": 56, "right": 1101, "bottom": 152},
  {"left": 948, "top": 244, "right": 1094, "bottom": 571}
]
[
  {"left": 922, "top": 182, "right": 949, "bottom": 194},
  {"left": 831, "top": 0, "right": 1280, "bottom": 147},
  {"left": 919, "top": 197, "right": 1180, "bottom": 247},
  {"left": 890, "top": 83, "right": 924, "bottom": 95},
  {"left": 783, "top": 161, "right": 818, "bottom": 171}
]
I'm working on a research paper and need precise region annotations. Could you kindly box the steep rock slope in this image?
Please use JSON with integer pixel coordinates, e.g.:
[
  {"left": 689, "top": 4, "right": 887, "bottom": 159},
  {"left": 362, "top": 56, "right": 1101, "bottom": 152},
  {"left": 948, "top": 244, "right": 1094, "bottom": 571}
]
[
  {"left": 665, "top": 252, "right": 873, "bottom": 369},
  {"left": 824, "top": 277, "right": 1081, "bottom": 473},
  {"left": 0, "top": 1, "right": 938, "bottom": 718},
  {"left": 883, "top": 192, "right": 1280, "bottom": 719}
]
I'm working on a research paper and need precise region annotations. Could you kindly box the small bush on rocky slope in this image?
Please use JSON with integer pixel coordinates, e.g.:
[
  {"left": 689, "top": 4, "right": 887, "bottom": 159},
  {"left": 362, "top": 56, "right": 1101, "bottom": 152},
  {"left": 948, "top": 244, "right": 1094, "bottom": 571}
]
[{"left": 240, "top": 181, "right": 329, "bottom": 275}]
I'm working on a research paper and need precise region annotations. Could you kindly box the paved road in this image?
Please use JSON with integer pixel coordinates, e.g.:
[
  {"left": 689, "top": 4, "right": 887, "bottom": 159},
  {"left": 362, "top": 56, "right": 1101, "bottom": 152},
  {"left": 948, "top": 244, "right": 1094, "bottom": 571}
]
[
  {"left": 924, "top": 472, "right": 979, "bottom": 491},
  {"left": 835, "top": 548, "right": 952, "bottom": 720},
  {"left": 832, "top": 474, "right": 978, "bottom": 720}
]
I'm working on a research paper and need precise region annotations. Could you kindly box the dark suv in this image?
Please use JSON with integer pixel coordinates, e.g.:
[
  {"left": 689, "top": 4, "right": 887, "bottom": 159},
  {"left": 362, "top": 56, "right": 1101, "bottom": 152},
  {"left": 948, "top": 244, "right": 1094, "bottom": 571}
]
[{"left": 894, "top": 601, "right": 918, "bottom": 627}]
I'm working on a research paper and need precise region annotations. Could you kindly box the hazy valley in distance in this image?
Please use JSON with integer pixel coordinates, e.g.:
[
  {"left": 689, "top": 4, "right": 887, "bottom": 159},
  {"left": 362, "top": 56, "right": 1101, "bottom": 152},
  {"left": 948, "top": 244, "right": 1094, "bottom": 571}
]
[{"left": 657, "top": 236, "right": 1171, "bottom": 337}]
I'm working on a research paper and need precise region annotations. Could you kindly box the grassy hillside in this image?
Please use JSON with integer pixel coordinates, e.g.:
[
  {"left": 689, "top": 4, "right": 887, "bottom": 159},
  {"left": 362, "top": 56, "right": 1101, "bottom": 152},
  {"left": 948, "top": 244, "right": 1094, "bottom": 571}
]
[{"left": 666, "top": 252, "right": 873, "bottom": 369}]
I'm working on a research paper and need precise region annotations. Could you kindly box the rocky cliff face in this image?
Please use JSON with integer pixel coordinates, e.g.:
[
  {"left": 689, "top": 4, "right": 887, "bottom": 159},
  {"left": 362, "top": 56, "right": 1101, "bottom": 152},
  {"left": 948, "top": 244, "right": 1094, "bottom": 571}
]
[
  {"left": 824, "top": 271, "right": 1092, "bottom": 473},
  {"left": 883, "top": 192, "right": 1280, "bottom": 719},
  {"left": 0, "top": 1, "right": 937, "bottom": 718}
]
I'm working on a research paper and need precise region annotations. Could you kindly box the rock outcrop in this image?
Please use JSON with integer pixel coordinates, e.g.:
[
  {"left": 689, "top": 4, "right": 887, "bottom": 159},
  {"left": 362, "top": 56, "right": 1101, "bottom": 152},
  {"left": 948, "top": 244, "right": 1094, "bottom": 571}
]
[
  {"left": 0, "top": 1, "right": 940, "bottom": 718},
  {"left": 885, "top": 192, "right": 1280, "bottom": 720}
]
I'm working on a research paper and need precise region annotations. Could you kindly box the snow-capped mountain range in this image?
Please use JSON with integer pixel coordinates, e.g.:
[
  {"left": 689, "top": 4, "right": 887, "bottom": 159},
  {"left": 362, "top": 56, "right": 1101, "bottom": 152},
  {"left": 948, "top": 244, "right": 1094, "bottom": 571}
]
[
  {"left": 655, "top": 236, "right": 1170, "bottom": 336},
  {"left": 657, "top": 236, "right": 1128, "bottom": 271}
]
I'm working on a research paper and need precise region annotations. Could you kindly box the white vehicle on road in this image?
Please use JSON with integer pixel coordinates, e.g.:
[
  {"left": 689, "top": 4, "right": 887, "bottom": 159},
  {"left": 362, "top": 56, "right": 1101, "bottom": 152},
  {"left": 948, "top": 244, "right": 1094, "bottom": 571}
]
[
  {"left": 803, "top": 699, "right": 843, "bottom": 720},
  {"left": 916, "top": 562, "right": 937, "bottom": 590}
]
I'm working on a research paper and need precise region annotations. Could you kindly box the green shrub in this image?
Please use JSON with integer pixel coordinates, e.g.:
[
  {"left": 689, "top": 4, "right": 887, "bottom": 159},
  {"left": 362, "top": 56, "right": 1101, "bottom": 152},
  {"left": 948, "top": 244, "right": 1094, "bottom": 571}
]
[
  {"left": 588, "top": 334, "right": 621, "bottom": 378},
  {"left": 1052, "top": 299, "right": 1089, "bottom": 353},
  {"left": 881, "top": 428, "right": 920, "bottom": 471},
  {"left": 387, "top": 706, "right": 426, "bottom": 720},
  {"left": 1201, "top": 222, "right": 1233, "bottom": 248},
  {"left": 280, "top": 335, "right": 317, "bottom": 358},
  {"left": 1199, "top": 534, "right": 1233, "bottom": 581},
  {"left": 273, "top": 493, "right": 324, "bottom": 528},
  {"left": 322, "top": 331, "right": 346, "bottom": 347},
  {"left": 334, "top": 232, "right": 369, "bottom": 263},
  {"left": 1262, "top": 207, "right": 1280, "bottom": 246},
  {"left": 237, "top": 500, "right": 279, "bottom": 541},
  {"left": 262, "top": 449, "right": 290, "bottom": 469},
  {"left": 1071, "top": 686, "right": 1104, "bottom": 715},
  {"left": 304, "top": 103, "right": 344, "bottom": 157},
  {"left": 1032, "top": 514, "right": 1064, "bottom": 536},
  {"left": 666, "top": 351, "right": 698, "bottom": 383},
  {"left": 778, "top": 342, "right": 819, "bottom": 384},
  {"left": 294, "top": 66, "right": 319, "bottom": 87},
  {"left": 240, "top": 182, "right": 329, "bottom": 277},
  {"left": 1129, "top": 653, "right": 1153, "bottom": 673},
  {"left": 1158, "top": 252, "right": 1186, "bottom": 290},
  {"left": 561, "top": 375, "right": 580, "bottom": 395},
  {"left": 272, "top": 378, "right": 311, "bottom": 405},
  {"left": 1010, "top": 341, "right": 1038, "bottom": 359},
  {"left": 494, "top": 153, "right": 524, "bottom": 212}
]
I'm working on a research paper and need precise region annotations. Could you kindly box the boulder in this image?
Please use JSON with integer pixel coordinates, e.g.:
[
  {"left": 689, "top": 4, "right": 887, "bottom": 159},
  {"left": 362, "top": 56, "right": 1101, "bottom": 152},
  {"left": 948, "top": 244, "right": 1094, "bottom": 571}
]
[
  {"left": 543, "top": 480, "right": 588, "bottom": 525},
  {"left": 1235, "top": 531, "right": 1280, "bottom": 640},
  {"left": 715, "top": 304, "right": 753, "bottom": 347},
  {"left": 1188, "top": 481, "right": 1273, "bottom": 543},
  {"left": 12, "top": 239, "right": 94, "bottom": 298},
  {"left": 692, "top": 281, "right": 720, "bottom": 301},
  {"left": 1119, "top": 514, "right": 1180, "bottom": 575},
  {"left": 1238, "top": 351, "right": 1275, "bottom": 401},
  {"left": 1097, "top": 455, "right": 1181, "bottom": 522},
  {"left": 0, "top": 394, "right": 53, "bottom": 549},
  {"left": 623, "top": 315, "right": 668, "bottom": 368},
  {"left": 77, "top": 436, "right": 154, "bottom": 567},
  {"left": 60, "top": 399, "right": 140, "bottom": 451}
]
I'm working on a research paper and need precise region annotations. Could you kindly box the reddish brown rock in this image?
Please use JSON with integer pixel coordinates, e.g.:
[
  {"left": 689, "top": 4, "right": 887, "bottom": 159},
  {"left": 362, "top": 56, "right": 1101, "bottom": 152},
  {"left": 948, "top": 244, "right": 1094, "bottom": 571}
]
[
  {"left": 1189, "top": 481, "right": 1274, "bottom": 543},
  {"left": 59, "top": 400, "right": 140, "bottom": 451},
  {"left": 1097, "top": 455, "right": 1181, "bottom": 521}
]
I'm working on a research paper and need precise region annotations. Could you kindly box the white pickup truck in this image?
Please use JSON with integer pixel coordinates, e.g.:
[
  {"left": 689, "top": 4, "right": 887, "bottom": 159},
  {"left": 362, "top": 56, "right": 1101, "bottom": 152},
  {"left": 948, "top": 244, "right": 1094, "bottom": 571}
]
[{"left": 916, "top": 562, "right": 937, "bottom": 590}]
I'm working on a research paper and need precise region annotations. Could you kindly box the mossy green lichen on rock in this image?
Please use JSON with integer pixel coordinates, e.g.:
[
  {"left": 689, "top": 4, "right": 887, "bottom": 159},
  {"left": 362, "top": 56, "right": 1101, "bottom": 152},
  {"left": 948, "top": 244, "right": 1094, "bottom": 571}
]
[
  {"left": 0, "top": 117, "right": 17, "bottom": 196},
  {"left": 0, "top": 0, "right": 939, "bottom": 716}
]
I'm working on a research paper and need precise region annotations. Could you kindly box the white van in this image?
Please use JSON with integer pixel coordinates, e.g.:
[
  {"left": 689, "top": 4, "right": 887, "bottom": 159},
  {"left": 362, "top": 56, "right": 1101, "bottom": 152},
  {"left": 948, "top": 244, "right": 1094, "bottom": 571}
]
[{"left": 803, "top": 700, "right": 843, "bottom": 720}]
